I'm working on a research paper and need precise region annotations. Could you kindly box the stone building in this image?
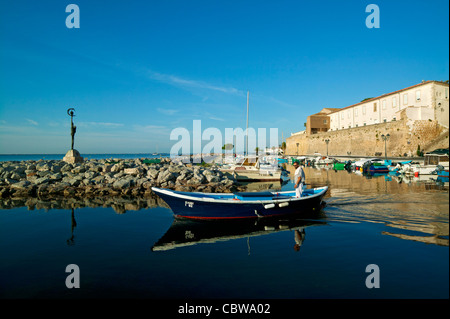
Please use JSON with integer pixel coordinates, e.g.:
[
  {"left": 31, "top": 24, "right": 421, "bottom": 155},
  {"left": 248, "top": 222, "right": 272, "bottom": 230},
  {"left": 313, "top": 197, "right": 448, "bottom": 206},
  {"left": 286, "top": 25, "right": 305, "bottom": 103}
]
[
  {"left": 328, "top": 80, "right": 449, "bottom": 132},
  {"left": 286, "top": 80, "right": 449, "bottom": 157},
  {"left": 306, "top": 108, "right": 340, "bottom": 135}
]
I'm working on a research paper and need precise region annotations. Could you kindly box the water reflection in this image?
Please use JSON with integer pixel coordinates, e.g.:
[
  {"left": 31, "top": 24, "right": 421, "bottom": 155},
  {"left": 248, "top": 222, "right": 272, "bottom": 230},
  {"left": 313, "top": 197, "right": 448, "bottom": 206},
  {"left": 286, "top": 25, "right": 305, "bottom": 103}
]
[
  {"left": 67, "top": 208, "right": 77, "bottom": 246},
  {"left": 0, "top": 193, "right": 169, "bottom": 214},
  {"left": 281, "top": 166, "right": 449, "bottom": 247},
  {"left": 285, "top": 165, "right": 449, "bottom": 192},
  {"left": 0, "top": 165, "right": 447, "bottom": 248},
  {"left": 152, "top": 215, "right": 326, "bottom": 252}
]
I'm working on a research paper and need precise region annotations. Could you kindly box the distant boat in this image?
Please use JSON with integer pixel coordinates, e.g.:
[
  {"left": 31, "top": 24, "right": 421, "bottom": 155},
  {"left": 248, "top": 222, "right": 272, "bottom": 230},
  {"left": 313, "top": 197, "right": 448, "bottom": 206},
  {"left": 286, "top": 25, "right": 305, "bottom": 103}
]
[
  {"left": 313, "top": 155, "right": 335, "bottom": 165},
  {"left": 151, "top": 186, "right": 328, "bottom": 219},
  {"left": 352, "top": 158, "right": 384, "bottom": 171},
  {"left": 152, "top": 145, "right": 159, "bottom": 156},
  {"left": 220, "top": 156, "right": 282, "bottom": 182},
  {"left": 333, "top": 160, "right": 352, "bottom": 171}
]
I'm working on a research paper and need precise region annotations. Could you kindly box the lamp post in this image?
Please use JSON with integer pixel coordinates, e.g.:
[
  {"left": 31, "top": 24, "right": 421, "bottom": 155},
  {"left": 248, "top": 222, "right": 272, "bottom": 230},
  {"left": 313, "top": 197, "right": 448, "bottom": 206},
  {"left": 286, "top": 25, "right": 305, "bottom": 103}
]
[
  {"left": 325, "top": 139, "right": 330, "bottom": 157},
  {"left": 381, "top": 134, "right": 390, "bottom": 159}
]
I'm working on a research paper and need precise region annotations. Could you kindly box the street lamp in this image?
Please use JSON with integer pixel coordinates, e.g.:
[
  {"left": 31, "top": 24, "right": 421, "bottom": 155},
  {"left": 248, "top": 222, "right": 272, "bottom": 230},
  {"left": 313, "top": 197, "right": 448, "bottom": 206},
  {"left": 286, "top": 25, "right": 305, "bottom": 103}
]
[
  {"left": 325, "top": 139, "right": 330, "bottom": 157},
  {"left": 381, "top": 134, "right": 390, "bottom": 159}
]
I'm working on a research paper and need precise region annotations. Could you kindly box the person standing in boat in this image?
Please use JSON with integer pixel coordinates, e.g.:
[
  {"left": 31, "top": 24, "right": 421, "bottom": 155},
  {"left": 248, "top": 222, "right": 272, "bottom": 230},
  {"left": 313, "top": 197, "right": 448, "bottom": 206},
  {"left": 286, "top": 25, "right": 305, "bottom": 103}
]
[{"left": 293, "top": 161, "right": 305, "bottom": 198}]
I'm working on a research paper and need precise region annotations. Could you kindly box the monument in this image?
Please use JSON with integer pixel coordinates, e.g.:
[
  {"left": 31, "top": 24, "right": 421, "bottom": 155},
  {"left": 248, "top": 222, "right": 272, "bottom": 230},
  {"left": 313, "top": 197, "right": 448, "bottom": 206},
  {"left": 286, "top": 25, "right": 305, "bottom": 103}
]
[{"left": 63, "top": 108, "right": 84, "bottom": 164}]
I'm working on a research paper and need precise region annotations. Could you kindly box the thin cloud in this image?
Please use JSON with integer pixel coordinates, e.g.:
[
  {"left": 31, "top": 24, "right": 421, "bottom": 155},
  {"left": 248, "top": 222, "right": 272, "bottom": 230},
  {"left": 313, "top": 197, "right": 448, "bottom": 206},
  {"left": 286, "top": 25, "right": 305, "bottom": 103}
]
[
  {"left": 26, "top": 119, "right": 38, "bottom": 126},
  {"left": 209, "top": 116, "right": 225, "bottom": 121},
  {"left": 157, "top": 108, "right": 179, "bottom": 116},
  {"left": 132, "top": 124, "right": 169, "bottom": 135},
  {"left": 147, "top": 71, "right": 244, "bottom": 96},
  {"left": 78, "top": 122, "right": 124, "bottom": 128}
]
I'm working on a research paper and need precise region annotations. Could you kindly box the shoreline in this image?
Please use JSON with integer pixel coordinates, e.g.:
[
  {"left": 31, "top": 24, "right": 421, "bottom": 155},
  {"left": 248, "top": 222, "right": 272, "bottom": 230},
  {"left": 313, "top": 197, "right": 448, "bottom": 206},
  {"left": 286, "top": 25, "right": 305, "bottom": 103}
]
[{"left": 0, "top": 157, "right": 247, "bottom": 200}]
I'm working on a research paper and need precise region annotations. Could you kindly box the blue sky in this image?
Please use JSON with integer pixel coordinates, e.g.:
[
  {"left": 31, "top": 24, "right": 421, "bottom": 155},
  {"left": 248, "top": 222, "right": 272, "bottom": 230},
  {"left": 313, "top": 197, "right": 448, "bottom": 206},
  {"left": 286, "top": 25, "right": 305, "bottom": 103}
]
[{"left": 0, "top": 0, "right": 448, "bottom": 154}]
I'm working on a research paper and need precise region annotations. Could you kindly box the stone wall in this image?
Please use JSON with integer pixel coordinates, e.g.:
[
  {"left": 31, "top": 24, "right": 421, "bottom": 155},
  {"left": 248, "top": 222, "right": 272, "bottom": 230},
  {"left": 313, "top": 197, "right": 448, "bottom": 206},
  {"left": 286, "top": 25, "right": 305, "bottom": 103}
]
[{"left": 286, "top": 116, "right": 448, "bottom": 157}]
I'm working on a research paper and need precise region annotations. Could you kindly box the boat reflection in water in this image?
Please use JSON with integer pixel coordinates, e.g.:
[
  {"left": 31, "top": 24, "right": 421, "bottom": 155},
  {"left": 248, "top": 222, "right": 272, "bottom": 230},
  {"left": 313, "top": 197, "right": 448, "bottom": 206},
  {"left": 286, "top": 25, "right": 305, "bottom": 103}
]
[{"left": 152, "top": 215, "right": 326, "bottom": 252}]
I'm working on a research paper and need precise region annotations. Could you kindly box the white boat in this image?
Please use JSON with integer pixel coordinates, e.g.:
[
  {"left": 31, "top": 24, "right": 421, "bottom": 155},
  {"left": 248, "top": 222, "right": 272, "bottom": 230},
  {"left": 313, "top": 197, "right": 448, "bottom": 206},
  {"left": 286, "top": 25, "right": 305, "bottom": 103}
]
[
  {"left": 400, "top": 163, "right": 442, "bottom": 176},
  {"left": 423, "top": 151, "right": 449, "bottom": 168},
  {"left": 352, "top": 158, "right": 384, "bottom": 170},
  {"left": 311, "top": 154, "right": 335, "bottom": 165},
  {"left": 220, "top": 156, "right": 282, "bottom": 181}
]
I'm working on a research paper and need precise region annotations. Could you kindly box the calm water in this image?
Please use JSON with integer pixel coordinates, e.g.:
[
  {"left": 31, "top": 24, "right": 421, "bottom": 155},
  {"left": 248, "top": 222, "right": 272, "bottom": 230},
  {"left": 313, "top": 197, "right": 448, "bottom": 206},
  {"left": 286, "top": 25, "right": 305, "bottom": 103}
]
[
  {"left": 0, "top": 165, "right": 448, "bottom": 300},
  {"left": 0, "top": 153, "right": 168, "bottom": 162}
]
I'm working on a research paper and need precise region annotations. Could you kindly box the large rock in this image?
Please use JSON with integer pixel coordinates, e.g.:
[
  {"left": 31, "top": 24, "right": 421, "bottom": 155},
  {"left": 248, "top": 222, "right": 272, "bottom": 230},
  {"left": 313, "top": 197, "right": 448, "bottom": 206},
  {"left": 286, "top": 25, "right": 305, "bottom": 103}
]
[
  {"left": 193, "top": 172, "right": 205, "bottom": 184},
  {"left": 33, "top": 177, "right": 50, "bottom": 185},
  {"left": 60, "top": 163, "right": 73, "bottom": 173},
  {"left": 147, "top": 168, "right": 159, "bottom": 179},
  {"left": 124, "top": 167, "right": 143, "bottom": 176},
  {"left": 157, "top": 170, "right": 178, "bottom": 184},
  {"left": 11, "top": 180, "right": 31, "bottom": 190},
  {"left": 113, "top": 178, "right": 132, "bottom": 189},
  {"left": 111, "top": 164, "right": 122, "bottom": 173}
]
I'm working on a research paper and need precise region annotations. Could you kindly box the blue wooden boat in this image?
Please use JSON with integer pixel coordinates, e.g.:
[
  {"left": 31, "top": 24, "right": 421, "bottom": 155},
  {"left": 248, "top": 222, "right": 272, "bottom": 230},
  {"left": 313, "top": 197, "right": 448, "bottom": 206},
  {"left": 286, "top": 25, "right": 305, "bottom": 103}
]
[{"left": 151, "top": 186, "right": 328, "bottom": 219}]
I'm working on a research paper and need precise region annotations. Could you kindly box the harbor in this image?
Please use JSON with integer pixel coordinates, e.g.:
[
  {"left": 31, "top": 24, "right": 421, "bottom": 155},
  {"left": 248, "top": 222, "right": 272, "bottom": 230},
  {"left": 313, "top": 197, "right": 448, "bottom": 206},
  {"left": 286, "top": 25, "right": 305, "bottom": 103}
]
[
  {"left": 1, "top": 0, "right": 448, "bottom": 307},
  {"left": 0, "top": 163, "right": 448, "bottom": 299}
]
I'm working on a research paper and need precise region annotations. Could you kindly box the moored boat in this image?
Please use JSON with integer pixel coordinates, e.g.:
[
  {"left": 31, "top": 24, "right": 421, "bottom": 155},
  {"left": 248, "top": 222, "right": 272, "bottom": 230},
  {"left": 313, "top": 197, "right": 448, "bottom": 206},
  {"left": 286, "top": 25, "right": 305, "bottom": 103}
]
[
  {"left": 220, "top": 156, "right": 282, "bottom": 181},
  {"left": 151, "top": 186, "right": 328, "bottom": 219}
]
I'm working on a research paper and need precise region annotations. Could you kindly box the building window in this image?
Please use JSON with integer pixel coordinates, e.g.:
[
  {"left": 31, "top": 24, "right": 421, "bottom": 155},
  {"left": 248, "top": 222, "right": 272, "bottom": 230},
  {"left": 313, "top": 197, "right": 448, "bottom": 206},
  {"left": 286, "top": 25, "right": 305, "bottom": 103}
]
[
  {"left": 347, "top": 111, "right": 350, "bottom": 119},
  {"left": 392, "top": 96, "right": 397, "bottom": 107},
  {"left": 383, "top": 118, "right": 387, "bottom": 123},
  {"left": 355, "top": 124, "right": 358, "bottom": 127},
  {"left": 362, "top": 105, "right": 366, "bottom": 115},
  {"left": 382, "top": 100, "right": 386, "bottom": 110},
  {"left": 403, "top": 94, "right": 408, "bottom": 105},
  {"left": 355, "top": 108, "right": 358, "bottom": 117},
  {"left": 393, "top": 117, "right": 396, "bottom": 121},
  {"left": 341, "top": 113, "right": 344, "bottom": 120},
  {"left": 445, "top": 88, "right": 448, "bottom": 99},
  {"left": 416, "top": 90, "right": 421, "bottom": 101},
  {"left": 323, "top": 119, "right": 327, "bottom": 124},
  {"left": 364, "top": 123, "right": 366, "bottom": 126},
  {"left": 373, "top": 103, "right": 377, "bottom": 112}
]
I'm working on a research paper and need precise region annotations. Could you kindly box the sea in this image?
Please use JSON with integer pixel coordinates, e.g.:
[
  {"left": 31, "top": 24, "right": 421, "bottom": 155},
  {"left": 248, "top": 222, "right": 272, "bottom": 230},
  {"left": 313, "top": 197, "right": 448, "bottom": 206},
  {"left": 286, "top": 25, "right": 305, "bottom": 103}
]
[
  {"left": 0, "top": 153, "right": 169, "bottom": 162},
  {"left": 0, "top": 154, "right": 448, "bottom": 308}
]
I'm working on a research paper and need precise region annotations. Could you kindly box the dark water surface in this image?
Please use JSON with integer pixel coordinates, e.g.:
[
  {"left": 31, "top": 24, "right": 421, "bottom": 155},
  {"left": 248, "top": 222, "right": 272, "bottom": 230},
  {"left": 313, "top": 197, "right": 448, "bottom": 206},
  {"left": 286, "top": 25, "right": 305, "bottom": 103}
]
[{"left": 0, "top": 166, "right": 448, "bottom": 299}]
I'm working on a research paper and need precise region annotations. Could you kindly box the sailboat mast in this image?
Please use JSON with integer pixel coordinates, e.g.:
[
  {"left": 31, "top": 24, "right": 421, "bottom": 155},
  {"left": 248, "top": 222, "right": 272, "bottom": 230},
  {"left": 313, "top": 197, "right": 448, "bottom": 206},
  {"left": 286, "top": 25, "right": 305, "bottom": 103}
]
[{"left": 246, "top": 90, "right": 249, "bottom": 156}]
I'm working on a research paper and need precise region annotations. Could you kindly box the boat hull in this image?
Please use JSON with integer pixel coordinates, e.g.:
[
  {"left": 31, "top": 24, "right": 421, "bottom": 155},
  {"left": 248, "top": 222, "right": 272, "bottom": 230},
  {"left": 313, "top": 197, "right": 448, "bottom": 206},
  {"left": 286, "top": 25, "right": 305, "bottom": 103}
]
[
  {"left": 368, "top": 166, "right": 389, "bottom": 174},
  {"left": 152, "top": 187, "right": 328, "bottom": 219}
]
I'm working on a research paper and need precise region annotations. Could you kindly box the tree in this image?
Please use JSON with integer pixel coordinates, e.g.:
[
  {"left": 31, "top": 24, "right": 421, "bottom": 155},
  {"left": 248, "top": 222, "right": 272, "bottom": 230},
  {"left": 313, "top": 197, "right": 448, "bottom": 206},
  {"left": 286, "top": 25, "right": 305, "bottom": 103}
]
[
  {"left": 222, "top": 143, "right": 234, "bottom": 158},
  {"left": 416, "top": 145, "right": 423, "bottom": 157},
  {"left": 222, "top": 143, "right": 234, "bottom": 151}
]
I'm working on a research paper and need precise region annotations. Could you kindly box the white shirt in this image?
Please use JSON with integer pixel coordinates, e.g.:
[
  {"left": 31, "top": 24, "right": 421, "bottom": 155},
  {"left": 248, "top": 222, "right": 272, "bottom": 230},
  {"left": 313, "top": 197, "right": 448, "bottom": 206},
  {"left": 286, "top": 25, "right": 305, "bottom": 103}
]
[{"left": 294, "top": 166, "right": 305, "bottom": 186}]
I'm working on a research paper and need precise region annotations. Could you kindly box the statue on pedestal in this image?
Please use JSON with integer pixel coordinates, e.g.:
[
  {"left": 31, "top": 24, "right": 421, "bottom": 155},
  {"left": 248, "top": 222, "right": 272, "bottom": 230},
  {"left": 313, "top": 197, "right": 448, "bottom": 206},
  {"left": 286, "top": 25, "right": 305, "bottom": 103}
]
[{"left": 63, "top": 108, "right": 84, "bottom": 164}]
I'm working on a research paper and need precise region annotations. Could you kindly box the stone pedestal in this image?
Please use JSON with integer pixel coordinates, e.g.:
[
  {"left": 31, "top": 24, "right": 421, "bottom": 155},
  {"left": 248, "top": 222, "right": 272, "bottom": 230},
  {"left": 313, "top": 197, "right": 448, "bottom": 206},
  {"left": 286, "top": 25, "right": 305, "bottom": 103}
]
[{"left": 63, "top": 149, "right": 84, "bottom": 164}]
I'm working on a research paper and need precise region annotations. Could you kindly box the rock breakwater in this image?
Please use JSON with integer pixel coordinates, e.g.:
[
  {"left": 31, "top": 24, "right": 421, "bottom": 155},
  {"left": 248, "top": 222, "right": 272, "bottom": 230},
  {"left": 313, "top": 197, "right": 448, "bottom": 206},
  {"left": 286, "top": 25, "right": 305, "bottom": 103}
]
[{"left": 0, "top": 157, "right": 245, "bottom": 199}]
